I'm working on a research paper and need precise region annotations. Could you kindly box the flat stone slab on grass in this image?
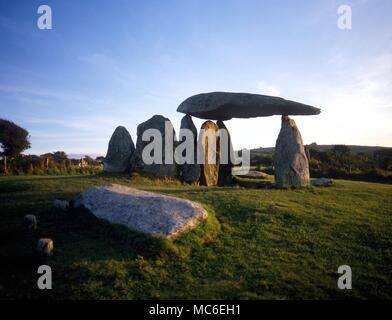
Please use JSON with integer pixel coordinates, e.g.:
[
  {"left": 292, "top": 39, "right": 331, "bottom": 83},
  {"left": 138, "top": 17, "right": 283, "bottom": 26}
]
[
  {"left": 73, "top": 184, "right": 208, "bottom": 238},
  {"left": 233, "top": 169, "right": 269, "bottom": 178},
  {"left": 311, "top": 177, "right": 333, "bottom": 187}
]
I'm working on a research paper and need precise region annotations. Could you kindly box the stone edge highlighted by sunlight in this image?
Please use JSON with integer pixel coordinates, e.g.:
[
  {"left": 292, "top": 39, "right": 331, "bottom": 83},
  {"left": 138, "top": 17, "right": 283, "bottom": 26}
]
[{"left": 73, "top": 184, "right": 208, "bottom": 238}]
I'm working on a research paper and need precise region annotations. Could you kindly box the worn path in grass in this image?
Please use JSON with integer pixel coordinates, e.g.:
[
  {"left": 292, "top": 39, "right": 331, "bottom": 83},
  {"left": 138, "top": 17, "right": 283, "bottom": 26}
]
[{"left": 0, "top": 175, "right": 391, "bottom": 299}]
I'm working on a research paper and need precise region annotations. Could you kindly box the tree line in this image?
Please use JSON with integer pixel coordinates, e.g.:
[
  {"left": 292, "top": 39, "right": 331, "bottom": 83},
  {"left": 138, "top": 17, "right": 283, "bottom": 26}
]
[
  {"left": 308, "top": 145, "right": 392, "bottom": 183},
  {"left": 250, "top": 144, "right": 392, "bottom": 183},
  {"left": 0, "top": 119, "right": 102, "bottom": 175},
  {"left": 2, "top": 118, "right": 391, "bottom": 182}
]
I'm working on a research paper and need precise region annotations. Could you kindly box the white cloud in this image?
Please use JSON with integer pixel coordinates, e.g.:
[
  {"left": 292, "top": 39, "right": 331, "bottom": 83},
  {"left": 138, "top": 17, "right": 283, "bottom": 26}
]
[
  {"left": 293, "top": 52, "right": 392, "bottom": 147},
  {"left": 256, "top": 81, "right": 280, "bottom": 96},
  {"left": 231, "top": 52, "right": 392, "bottom": 149},
  {"left": 0, "top": 84, "right": 114, "bottom": 107}
]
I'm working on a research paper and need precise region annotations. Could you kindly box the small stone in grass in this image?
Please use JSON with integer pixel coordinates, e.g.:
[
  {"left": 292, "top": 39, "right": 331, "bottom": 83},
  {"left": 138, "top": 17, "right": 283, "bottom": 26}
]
[
  {"left": 53, "top": 199, "right": 69, "bottom": 210},
  {"left": 311, "top": 178, "right": 333, "bottom": 187},
  {"left": 37, "top": 238, "right": 54, "bottom": 256},
  {"left": 24, "top": 214, "right": 37, "bottom": 231}
]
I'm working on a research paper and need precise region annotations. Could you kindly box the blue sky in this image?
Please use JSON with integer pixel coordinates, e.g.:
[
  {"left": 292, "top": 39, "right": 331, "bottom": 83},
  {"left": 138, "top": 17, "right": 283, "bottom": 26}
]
[{"left": 0, "top": 0, "right": 391, "bottom": 156}]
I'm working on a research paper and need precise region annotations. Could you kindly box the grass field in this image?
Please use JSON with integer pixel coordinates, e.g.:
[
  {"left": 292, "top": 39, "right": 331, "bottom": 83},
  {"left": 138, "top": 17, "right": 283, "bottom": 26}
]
[{"left": 0, "top": 174, "right": 391, "bottom": 299}]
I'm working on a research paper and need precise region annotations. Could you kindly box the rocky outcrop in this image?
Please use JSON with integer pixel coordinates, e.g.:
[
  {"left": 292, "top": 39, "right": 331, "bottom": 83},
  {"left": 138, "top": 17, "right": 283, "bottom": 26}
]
[
  {"left": 199, "top": 121, "right": 220, "bottom": 186},
  {"left": 130, "top": 115, "right": 178, "bottom": 178},
  {"left": 217, "top": 120, "right": 233, "bottom": 186},
  {"left": 178, "top": 92, "right": 321, "bottom": 120},
  {"left": 274, "top": 116, "right": 310, "bottom": 188},
  {"left": 179, "top": 115, "right": 200, "bottom": 183},
  {"left": 103, "top": 126, "right": 135, "bottom": 173},
  {"left": 73, "top": 184, "right": 208, "bottom": 238}
]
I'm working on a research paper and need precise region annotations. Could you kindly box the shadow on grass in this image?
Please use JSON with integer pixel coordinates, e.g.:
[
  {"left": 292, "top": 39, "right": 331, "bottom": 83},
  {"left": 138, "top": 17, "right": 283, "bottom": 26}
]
[
  {"left": 61, "top": 207, "right": 175, "bottom": 260},
  {"left": 0, "top": 181, "right": 32, "bottom": 193},
  {"left": 0, "top": 174, "right": 105, "bottom": 183},
  {"left": 0, "top": 197, "right": 176, "bottom": 299}
]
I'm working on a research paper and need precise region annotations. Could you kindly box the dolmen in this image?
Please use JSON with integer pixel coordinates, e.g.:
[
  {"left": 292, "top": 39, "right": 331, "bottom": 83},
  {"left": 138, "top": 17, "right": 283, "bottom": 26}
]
[
  {"left": 102, "top": 91, "right": 321, "bottom": 188},
  {"left": 177, "top": 91, "right": 321, "bottom": 188}
]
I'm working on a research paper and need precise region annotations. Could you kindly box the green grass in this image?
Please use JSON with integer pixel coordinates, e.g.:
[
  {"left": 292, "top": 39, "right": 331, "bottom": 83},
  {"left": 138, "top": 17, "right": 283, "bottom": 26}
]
[{"left": 0, "top": 174, "right": 391, "bottom": 299}]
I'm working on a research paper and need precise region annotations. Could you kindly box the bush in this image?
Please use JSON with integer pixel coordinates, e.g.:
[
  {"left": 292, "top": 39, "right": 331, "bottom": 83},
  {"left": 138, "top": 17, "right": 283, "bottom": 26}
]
[
  {"left": 307, "top": 146, "right": 392, "bottom": 183},
  {"left": 0, "top": 152, "right": 103, "bottom": 176}
]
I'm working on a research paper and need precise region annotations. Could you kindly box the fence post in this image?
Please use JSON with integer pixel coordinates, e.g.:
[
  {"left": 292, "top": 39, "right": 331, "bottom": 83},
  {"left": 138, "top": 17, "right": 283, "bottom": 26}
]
[{"left": 3, "top": 155, "right": 8, "bottom": 174}]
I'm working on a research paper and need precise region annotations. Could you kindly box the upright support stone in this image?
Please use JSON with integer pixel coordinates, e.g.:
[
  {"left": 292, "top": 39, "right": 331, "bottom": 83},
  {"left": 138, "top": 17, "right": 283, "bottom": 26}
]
[
  {"left": 130, "top": 115, "right": 178, "bottom": 178},
  {"left": 103, "top": 126, "right": 135, "bottom": 173},
  {"left": 217, "top": 120, "right": 234, "bottom": 186},
  {"left": 179, "top": 115, "right": 200, "bottom": 183},
  {"left": 305, "top": 146, "right": 311, "bottom": 162},
  {"left": 199, "top": 121, "right": 220, "bottom": 186},
  {"left": 274, "top": 116, "right": 310, "bottom": 188}
]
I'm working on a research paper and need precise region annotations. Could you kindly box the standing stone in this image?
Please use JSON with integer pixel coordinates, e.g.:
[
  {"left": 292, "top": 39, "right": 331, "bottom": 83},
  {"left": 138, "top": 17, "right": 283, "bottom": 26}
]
[
  {"left": 103, "top": 126, "right": 135, "bottom": 173},
  {"left": 305, "top": 146, "right": 311, "bottom": 162},
  {"left": 217, "top": 120, "right": 234, "bottom": 186},
  {"left": 179, "top": 115, "right": 200, "bottom": 183},
  {"left": 130, "top": 115, "right": 178, "bottom": 178},
  {"left": 274, "top": 116, "right": 310, "bottom": 188},
  {"left": 199, "top": 121, "right": 220, "bottom": 186}
]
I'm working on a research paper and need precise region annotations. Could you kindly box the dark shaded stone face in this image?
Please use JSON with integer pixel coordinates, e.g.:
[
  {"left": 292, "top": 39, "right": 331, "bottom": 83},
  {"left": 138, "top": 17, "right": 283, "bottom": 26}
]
[
  {"left": 104, "top": 126, "right": 135, "bottom": 173},
  {"left": 177, "top": 92, "right": 321, "bottom": 120},
  {"left": 179, "top": 115, "right": 200, "bottom": 184},
  {"left": 130, "top": 115, "right": 178, "bottom": 178},
  {"left": 217, "top": 120, "right": 234, "bottom": 186}
]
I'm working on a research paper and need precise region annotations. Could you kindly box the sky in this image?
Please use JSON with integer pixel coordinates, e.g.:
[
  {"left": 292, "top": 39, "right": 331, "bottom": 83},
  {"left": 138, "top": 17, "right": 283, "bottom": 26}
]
[{"left": 0, "top": 0, "right": 391, "bottom": 156}]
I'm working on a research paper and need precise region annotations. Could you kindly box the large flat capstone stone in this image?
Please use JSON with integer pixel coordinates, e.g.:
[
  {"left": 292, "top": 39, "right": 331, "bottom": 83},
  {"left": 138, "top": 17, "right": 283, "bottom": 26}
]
[
  {"left": 177, "top": 92, "right": 321, "bottom": 120},
  {"left": 73, "top": 184, "right": 207, "bottom": 238}
]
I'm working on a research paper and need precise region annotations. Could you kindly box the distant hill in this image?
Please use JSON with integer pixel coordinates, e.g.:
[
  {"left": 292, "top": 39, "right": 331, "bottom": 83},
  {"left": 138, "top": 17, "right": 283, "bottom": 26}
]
[
  {"left": 250, "top": 144, "right": 392, "bottom": 156},
  {"left": 305, "top": 144, "right": 392, "bottom": 155}
]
